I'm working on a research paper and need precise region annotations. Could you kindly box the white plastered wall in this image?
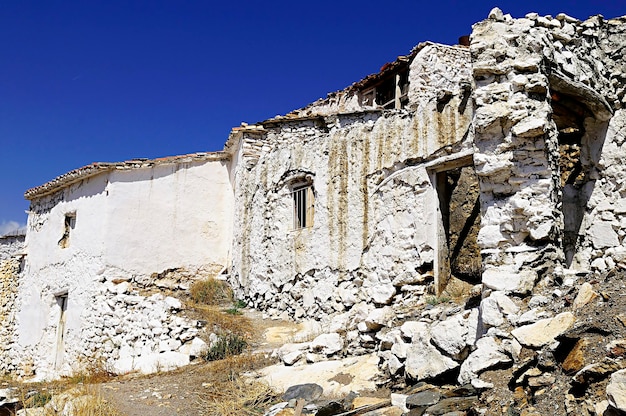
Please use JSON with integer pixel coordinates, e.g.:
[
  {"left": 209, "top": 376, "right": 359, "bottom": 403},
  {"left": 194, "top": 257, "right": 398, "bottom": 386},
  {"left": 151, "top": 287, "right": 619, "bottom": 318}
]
[{"left": 16, "top": 158, "right": 233, "bottom": 378}]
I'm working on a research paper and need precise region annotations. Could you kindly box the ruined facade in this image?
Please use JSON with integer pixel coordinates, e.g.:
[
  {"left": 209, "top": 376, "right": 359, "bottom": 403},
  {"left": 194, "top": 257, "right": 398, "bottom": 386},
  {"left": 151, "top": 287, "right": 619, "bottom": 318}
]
[
  {"left": 15, "top": 154, "right": 233, "bottom": 377},
  {"left": 5, "top": 10, "right": 626, "bottom": 388}
]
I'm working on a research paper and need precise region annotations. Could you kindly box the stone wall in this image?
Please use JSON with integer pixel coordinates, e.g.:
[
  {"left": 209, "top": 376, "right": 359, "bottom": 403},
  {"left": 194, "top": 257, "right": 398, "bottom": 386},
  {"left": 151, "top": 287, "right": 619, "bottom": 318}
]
[
  {"left": 471, "top": 10, "right": 626, "bottom": 293},
  {"left": 0, "top": 234, "right": 25, "bottom": 262},
  {"left": 229, "top": 43, "right": 474, "bottom": 324},
  {"left": 0, "top": 258, "right": 20, "bottom": 374}
]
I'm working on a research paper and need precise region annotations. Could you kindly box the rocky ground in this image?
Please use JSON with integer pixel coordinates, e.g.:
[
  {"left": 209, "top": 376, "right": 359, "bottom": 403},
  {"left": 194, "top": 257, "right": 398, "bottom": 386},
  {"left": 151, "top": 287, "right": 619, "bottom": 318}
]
[{"left": 3, "top": 271, "right": 626, "bottom": 415}]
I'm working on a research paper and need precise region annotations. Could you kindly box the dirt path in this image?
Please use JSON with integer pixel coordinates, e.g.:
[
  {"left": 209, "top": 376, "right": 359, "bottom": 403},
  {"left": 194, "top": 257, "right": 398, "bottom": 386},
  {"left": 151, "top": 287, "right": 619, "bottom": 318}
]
[{"left": 100, "top": 310, "right": 306, "bottom": 416}]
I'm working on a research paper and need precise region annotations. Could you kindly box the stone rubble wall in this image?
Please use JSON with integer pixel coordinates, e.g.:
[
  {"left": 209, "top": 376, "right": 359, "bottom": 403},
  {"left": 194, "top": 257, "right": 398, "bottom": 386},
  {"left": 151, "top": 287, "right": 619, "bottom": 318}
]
[
  {"left": 229, "top": 44, "right": 473, "bottom": 323},
  {"left": 471, "top": 11, "right": 626, "bottom": 292},
  {"left": 0, "top": 235, "right": 25, "bottom": 262},
  {"left": 0, "top": 258, "right": 20, "bottom": 374},
  {"left": 13, "top": 253, "right": 208, "bottom": 379}
]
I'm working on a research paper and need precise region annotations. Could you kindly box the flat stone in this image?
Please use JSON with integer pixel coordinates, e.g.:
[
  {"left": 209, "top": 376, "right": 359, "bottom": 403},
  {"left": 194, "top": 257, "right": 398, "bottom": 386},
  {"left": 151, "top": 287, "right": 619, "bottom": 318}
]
[
  {"left": 310, "top": 333, "right": 344, "bottom": 356},
  {"left": 511, "top": 312, "right": 576, "bottom": 348},
  {"left": 282, "top": 383, "right": 323, "bottom": 401},
  {"left": 589, "top": 222, "right": 619, "bottom": 249},
  {"left": 573, "top": 358, "right": 624, "bottom": 385},
  {"left": 406, "top": 390, "right": 441, "bottom": 408},
  {"left": 562, "top": 339, "right": 588, "bottom": 373},
  {"left": 424, "top": 396, "right": 478, "bottom": 415},
  {"left": 482, "top": 267, "right": 536, "bottom": 294}
]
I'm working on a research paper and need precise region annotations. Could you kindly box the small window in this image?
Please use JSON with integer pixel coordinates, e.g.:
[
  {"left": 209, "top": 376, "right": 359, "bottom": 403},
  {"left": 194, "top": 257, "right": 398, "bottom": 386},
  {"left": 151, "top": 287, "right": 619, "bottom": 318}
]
[
  {"left": 58, "top": 213, "right": 76, "bottom": 249},
  {"left": 360, "top": 67, "right": 409, "bottom": 109},
  {"left": 292, "top": 184, "right": 314, "bottom": 230}
]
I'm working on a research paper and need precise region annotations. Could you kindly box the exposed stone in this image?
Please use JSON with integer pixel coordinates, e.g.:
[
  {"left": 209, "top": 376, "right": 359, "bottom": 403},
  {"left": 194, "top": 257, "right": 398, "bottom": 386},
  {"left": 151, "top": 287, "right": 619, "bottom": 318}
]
[
  {"left": 607, "top": 369, "right": 626, "bottom": 412},
  {"left": 458, "top": 336, "right": 512, "bottom": 384},
  {"left": 511, "top": 312, "right": 576, "bottom": 348},
  {"left": 310, "top": 333, "right": 344, "bottom": 356},
  {"left": 405, "top": 340, "right": 459, "bottom": 381},
  {"left": 572, "top": 283, "right": 598, "bottom": 309},
  {"left": 282, "top": 383, "right": 324, "bottom": 402}
]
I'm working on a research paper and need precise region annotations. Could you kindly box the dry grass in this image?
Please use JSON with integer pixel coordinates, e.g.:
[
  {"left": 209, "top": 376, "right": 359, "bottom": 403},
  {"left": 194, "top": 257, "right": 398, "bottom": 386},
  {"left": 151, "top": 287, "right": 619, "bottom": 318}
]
[
  {"left": 192, "top": 303, "right": 254, "bottom": 339},
  {"left": 63, "top": 389, "right": 125, "bottom": 416},
  {"left": 189, "top": 277, "right": 233, "bottom": 305},
  {"left": 18, "top": 384, "right": 124, "bottom": 416},
  {"left": 199, "top": 353, "right": 279, "bottom": 416},
  {"left": 201, "top": 378, "right": 276, "bottom": 416}
]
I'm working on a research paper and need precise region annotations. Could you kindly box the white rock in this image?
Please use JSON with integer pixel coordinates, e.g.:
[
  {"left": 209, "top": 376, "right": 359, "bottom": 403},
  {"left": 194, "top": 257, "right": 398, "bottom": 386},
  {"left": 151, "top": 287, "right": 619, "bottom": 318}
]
[
  {"left": 368, "top": 284, "right": 396, "bottom": 305},
  {"left": 400, "top": 321, "right": 429, "bottom": 342},
  {"left": 511, "top": 312, "right": 576, "bottom": 347},
  {"left": 458, "top": 336, "right": 512, "bottom": 384},
  {"left": 491, "top": 291, "right": 520, "bottom": 316},
  {"left": 391, "top": 341, "right": 409, "bottom": 360},
  {"left": 431, "top": 314, "right": 469, "bottom": 360},
  {"left": 607, "top": 369, "right": 626, "bottom": 412},
  {"left": 404, "top": 339, "right": 459, "bottom": 381},
  {"left": 164, "top": 296, "right": 182, "bottom": 310},
  {"left": 363, "top": 306, "right": 393, "bottom": 331},
  {"left": 310, "top": 333, "right": 344, "bottom": 356},
  {"left": 391, "top": 393, "right": 409, "bottom": 413},
  {"left": 572, "top": 282, "right": 598, "bottom": 309},
  {"left": 589, "top": 222, "right": 619, "bottom": 249},
  {"left": 480, "top": 296, "right": 504, "bottom": 328},
  {"left": 482, "top": 267, "right": 536, "bottom": 293}
]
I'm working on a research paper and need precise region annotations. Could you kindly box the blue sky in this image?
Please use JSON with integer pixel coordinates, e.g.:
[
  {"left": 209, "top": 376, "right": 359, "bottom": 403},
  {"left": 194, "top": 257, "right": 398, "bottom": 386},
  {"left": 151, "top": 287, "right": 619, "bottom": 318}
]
[{"left": 1, "top": 1, "right": 624, "bottom": 234}]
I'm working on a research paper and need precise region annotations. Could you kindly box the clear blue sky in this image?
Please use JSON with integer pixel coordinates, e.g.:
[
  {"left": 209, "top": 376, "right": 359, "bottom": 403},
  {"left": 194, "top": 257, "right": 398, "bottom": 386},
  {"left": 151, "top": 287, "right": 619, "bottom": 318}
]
[{"left": 1, "top": 1, "right": 624, "bottom": 234}]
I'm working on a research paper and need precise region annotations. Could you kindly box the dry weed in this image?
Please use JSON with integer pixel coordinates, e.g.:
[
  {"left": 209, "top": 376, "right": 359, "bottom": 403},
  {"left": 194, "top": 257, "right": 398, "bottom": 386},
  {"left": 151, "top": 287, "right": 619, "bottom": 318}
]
[
  {"left": 200, "top": 377, "right": 276, "bottom": 416},
  {"left": 189, "top": 278, "right": 233, "bottom": 305},
  {"left": 192, "top": 304, "right": 253, "bottom": 338},
  {"left": 197, "top": 353, "right": 279, "bottom": 415}
]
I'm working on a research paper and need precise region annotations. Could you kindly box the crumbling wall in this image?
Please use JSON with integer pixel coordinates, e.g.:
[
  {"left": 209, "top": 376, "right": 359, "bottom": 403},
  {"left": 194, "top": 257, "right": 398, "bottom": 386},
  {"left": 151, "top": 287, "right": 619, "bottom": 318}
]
[
  {"left": 16, "top": 157, "right": 233, "bottom": 379},
  {"left": 470, "top": 11, "right": 624, "bottom": 292},
  {"left": 0, "top": 235, "right": 25, "bottom": 262},
  {"left": 229, "top": 44, "right": 473, "bottom": 325},
  {"left": 0, "top": 258, "right": 20, "bottom": 374}
]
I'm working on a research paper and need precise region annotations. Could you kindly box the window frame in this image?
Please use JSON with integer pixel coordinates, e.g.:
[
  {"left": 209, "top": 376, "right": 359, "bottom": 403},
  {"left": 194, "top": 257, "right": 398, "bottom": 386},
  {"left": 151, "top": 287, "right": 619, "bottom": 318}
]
[{"left": 291, "top": 182, "right": 315, "bottom": 231}]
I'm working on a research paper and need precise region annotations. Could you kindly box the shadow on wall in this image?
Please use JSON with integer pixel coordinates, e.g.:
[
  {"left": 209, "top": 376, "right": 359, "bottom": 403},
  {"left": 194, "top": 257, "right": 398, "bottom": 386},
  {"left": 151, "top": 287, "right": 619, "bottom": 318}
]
[{"left": 554, "top": 89, "right": 609, "bottom": 267}]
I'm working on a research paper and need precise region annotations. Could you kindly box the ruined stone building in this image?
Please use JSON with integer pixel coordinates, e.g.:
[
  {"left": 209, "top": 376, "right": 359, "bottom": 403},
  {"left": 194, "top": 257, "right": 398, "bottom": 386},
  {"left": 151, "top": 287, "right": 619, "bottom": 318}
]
[{"left": 2, "top": 9, "right": 626, "bottom": 382}]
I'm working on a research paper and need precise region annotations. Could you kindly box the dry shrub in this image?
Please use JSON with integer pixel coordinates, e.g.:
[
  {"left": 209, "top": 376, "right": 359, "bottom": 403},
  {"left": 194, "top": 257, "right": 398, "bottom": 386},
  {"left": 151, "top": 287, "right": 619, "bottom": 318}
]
[
  {"left": 207, "top": 353, "right": 278, "bottom": 382},
  {"left": 193, "top": 304, "right": 253, "bottom": 338},
  {"left": 201, "top": 378, "right": 276, "bottom": 416},
  {"left": 205, "top": 333, "right": 248, "bottom": 361},
  {"left": 198, "top": 353, "right": 279, "bottom": 415},
  {"left": 66, "top": 392, "right": 124, "bottom": 416},
  {"left": 190, "top": 278, "right": 233, "bottom": 305}
]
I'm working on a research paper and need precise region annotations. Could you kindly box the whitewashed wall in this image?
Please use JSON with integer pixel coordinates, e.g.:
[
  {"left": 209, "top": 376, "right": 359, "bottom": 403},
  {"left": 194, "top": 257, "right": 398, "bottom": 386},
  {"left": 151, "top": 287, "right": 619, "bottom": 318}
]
[
  {"left": 229, "top": 44, "right": 473, "bottom": 324},
  {"left": 15, "top": 158, "right": 233, "bottom": 378}
]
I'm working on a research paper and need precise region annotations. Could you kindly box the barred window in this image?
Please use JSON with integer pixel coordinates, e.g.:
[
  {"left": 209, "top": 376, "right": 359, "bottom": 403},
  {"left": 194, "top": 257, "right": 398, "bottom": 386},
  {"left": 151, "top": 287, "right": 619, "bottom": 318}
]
[{"left": 292, "top": 184, "right": 314, "bottom": 230}]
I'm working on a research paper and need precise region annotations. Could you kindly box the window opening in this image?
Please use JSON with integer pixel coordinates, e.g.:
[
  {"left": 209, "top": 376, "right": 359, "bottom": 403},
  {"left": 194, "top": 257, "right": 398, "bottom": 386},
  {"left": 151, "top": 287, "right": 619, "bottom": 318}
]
[
  {"left": 361, "top": 68, "right": 409, "bottom": 109},
  {"left": 58, "top": 213, "right": 76, "bottom": 249},
  {"left": 292, "top": 184, "right": 314, "bottom": 230}
]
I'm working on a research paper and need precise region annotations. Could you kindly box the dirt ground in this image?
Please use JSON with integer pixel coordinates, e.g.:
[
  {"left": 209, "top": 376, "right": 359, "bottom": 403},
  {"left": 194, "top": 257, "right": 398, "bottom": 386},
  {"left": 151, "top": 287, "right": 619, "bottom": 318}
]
[{"left": 99, "top": 310, "right": 303, "bottom": 416}]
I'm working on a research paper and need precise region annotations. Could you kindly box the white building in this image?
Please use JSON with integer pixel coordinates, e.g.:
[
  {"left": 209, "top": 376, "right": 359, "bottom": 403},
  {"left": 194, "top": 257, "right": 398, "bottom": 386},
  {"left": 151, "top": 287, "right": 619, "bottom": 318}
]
[{"left": 6, "top": 11, "right": 626, "bottom": 379}]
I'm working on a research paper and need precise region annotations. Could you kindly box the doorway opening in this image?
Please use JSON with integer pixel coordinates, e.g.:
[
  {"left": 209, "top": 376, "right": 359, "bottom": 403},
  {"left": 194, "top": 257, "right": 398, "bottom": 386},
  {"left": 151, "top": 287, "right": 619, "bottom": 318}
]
[
  {"left": 431, "top": 158, "right": 482, "bottom": 294},
  {"left": 54, "top": 292, "right": 68, "bottom": 370}
]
